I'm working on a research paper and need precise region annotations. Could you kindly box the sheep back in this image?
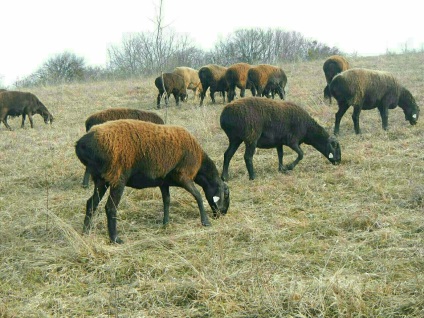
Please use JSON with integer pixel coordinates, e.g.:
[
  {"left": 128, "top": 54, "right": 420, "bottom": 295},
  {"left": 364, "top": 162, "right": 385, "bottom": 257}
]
[
  {"left": 85, "top": 108, "right": 164, "bottom": 132},
  {"left": 84, "top": 120, "right": 205, "bottom": 187}
]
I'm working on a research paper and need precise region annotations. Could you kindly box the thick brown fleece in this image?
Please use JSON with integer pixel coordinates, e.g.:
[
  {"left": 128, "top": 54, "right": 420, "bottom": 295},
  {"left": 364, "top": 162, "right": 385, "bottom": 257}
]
[
  {"left": 323, "top": 55, "right": 350, "bottom": 84},
  {"left": 247, "top": 64, "right": 287, "bottom": 95},
  {"left": 173, "top": 67, "right": 203, "bottom": 94},
  {"left": 225, "top": 63, "right": 252, "bottom": 89},
  {"left": 85, "top": 108, "right": 164, "bottom": 131},
  {"left": 89, "top": 120, "right": 204, "bottom": 187}
]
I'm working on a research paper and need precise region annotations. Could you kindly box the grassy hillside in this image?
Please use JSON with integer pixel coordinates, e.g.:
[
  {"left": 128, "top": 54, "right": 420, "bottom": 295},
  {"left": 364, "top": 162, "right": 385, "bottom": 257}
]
[{"left": 0, "top": 53, "right": 423, "bottom": 317}]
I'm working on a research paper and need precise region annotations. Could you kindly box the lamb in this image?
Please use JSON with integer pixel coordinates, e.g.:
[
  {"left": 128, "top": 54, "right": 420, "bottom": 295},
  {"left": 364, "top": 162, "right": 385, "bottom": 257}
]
[
  {"left": 225, "top": 63, "right": 252, "bottom": 102},
  {"left": 154, "top": 73, "right": 188, "bottom": 108},
  {"left": 323, "top": 55, "right": 350, "bottom": 103},
  {"left": 75, "top": 119, "right": 230, "bottom": 243},
  {"left": 81, "top": 107, "right": 165, "bottom": 188},
  {"left": 0, "top": 91, "right": 53, "bottom": 130},
  {"left": 220, "top": 97, "right": 341, "bottom": 180},
  {"left": 198, "top": 64, "right": 229, "bottom": 106},
  {"left": 329, "top": 68, "right": 420, "bottom": 135},
  {"left": 247, "top": 64, "right": 287, "bottom": 99},
  {"left": 173, "top": 66, "right": 203, "bottom": 100}
]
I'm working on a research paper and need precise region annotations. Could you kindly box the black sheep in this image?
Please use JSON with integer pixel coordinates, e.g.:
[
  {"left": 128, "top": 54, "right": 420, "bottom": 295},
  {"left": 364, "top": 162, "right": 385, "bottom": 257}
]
[
  {"left": 154, "top": 73, "right": 187, "bottom": 108},
  {"left": 0, "top": 91, "right": 53, "bottom": 130},
  {"left": 220, "top": 97, "right": 341, "bottom": 180}
]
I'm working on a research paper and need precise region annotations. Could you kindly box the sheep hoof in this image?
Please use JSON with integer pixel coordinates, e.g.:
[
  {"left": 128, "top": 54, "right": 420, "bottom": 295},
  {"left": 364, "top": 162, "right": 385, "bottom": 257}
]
[
  {"left": 111, "top": 237, "right": 124, "bottom": 244},
  {"left": 202, "top": 221, "right": 211, "bottom": 227}
]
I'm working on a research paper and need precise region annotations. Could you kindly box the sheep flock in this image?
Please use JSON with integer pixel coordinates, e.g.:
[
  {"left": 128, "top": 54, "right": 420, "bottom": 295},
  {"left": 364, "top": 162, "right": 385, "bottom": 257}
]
[{"left": 1, "top": 55, "right": 420, "bottom": 244}]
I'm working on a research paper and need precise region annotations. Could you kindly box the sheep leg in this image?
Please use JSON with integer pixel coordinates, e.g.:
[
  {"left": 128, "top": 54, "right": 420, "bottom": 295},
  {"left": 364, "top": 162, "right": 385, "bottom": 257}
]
[
  {"left": 173, "top": 92, "right": 180, "bottom": 106},
  {"left": 285, "top": 144, "right": 303, "bottom": 170},
  {"left": 240, "top": 87, "right": 246, "bottom": 98},
  {"left": 105, "top": 184, "right": 126, "bottom": 244},
  {"left": 210, "top": 89, "right": 216, "bottom": 104},
  {"left": 277, "top": 145, "right": 285, "bottom": 172},
  {"left": 21, "top": 113, "right": 26, "bottom": 128},
  {"left": 159, "top": 185, "right": 171, "bottom": 225},
  {"left": 156, "top": 93, "right": 162, "bottom": 108},
  {"left": 28, "top": 114, "right": 34, "bottom": 128},
  {"left": 244, "top": 142, "right": 257, "bottom": 180},
  {"left": 84, "top": 178, "right": 109, "bottom": 234},
  {"left": 182, "top": 180, "right": 211, "bottom": 226},
  {"left": 200, "top": 85, "right": 209, "bottom": 106},
  {"left": 352, "top": 106, "right": 362, "bottom": 134},
  {"left": 378, "top": 105, "right": 390, "bottom": 130},
  {"left": 82, "top": 168, "right": 91, "bottom": 188},
  {"left": 334, "top": 102, "right": 350, "bottom": 135},
  {"left": 221, "top": 138, "right": 243, "bottom": 181},
  {"left": 1, "top": 118, "right": 12, "bottom": 130}
]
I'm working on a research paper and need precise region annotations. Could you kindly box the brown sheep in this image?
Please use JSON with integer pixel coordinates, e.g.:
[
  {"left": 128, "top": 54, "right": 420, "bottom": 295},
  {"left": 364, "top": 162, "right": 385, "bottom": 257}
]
[
  {"left": 81, "top": 107, "right": 165, "bottom": 188},
  {"left": 323, "top": 55, "right": 350, "bottom": 103},
  {"left": 247, "top": 64, "right": 287, "bottom": 99},
  {"left": 329, "top": 68, "right": 420, "bottom": 134},
  {"left": 75, "top": 119, "right": 230, "bottom": 243},
  {"left": 198, "top": 64, "right": 229, "bottom": 106},
  {"left": 225, "top": 62, "right": 252, "bottom": 102},
  {"left": 173, "top": 66, "right": 203, "bottom": 100},
  {"left": 154, "top": 73, "right": 188, "bottom": 108},
  {"left": 0, "top": 91, "right": 53, "bottom": 130},
  {"left": 220, "top": 97, "right": 341, "bottom": 180}
]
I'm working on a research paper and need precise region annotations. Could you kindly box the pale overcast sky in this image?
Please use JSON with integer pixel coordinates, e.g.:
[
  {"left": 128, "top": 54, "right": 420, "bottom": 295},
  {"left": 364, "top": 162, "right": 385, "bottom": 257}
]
[{"left": 1, "top": 0, "right": 423, "bottom": 86}]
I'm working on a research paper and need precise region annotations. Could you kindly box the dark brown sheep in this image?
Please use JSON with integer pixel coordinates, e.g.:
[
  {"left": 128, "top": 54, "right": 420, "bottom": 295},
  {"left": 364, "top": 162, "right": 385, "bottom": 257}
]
[
  {"left": 75, "top": 119, "right": 230, "bottom": 243},
  {"left": 173, "top": 66, "right": 203, "bottom": 100},
  {"left": 220, "top": 97, "right": 341, "bottom": 180},
  {"left": 329, "top": 68, "right": 420, "bottom": 134},
  {"left": 247, "top": 64, "right": 287, "bottom": 99},
  {"left": 323, "top": 55, "right": 350, "bottom": 103},
  {"left": 198, "top": 64, "right": 229, "bottom": 106},
  {"left": 225, "top": 62, "right": 252, "bottom": 102},
  {"left": 0, "top": 91, "right": 53, "bottom": 130},
  {"left": 154, "top": 73, "right": 188, "bottom": 108},
  {"left": 81, "top": 107, "right": 165, "bottom": 188}
]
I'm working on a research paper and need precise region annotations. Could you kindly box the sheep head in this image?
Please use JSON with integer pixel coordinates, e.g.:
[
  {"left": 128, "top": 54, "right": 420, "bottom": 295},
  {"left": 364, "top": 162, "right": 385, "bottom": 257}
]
[{"left": 326, "top": 136, "right": 341, "bottom": 165}]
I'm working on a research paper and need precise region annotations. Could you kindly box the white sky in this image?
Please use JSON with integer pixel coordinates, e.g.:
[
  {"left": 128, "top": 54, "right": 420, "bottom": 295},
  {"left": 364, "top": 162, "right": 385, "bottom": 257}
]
[{"left": 1, "top": 0, "right": 423, "bottom": 86}]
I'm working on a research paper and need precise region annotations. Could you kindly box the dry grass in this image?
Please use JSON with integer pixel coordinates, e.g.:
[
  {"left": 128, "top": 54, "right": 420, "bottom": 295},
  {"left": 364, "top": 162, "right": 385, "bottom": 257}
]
[{"left": 1, "top": 53, "right": 423, "bottom": 317}]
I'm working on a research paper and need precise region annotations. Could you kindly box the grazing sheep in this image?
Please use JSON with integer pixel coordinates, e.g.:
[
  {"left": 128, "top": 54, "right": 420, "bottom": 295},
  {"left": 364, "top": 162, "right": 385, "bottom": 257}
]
[
  {"left": 0, "top": 91, "right": 53, "bottom": 130},
  {"left": 198, "top": 64, "right": 229, "bottom": 106},
  {"left": 75, "top": 119, "right": 230, "bottom": 243},
  {"left": 248, "top": 64, "right": 287, "bottom": 99},
  {"left": 154, "top": 73, "right": 188, "bottom": 108},
  {"left": 220, "top": 97, "right": 341, "bottom": 180},
  {"left": 329, "top": 68, "right": 420, "bottom": 134},
  {"left": 173, "top": 66, "right": 203, "bottom": 100},
  {"left": 81, "top": 107, "right": 165, "bottom": 188},
  {"left": 225, "top": 63, "right": 252, "bottom": 102},
  {"left": 323, "top": 55, "right": 350, "bottom": 103}
]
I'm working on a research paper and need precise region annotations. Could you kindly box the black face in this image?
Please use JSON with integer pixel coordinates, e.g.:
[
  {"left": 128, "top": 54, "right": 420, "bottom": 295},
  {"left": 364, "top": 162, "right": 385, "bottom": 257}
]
[
  {"left": 42, "top": 112, "right": 53, "bottom": 124},
  {"left": 405, "top": 106, "right": 419, "bottom": 125},
  {"left": 181, "top": 92, "right": 188, "bottom": 102},
  {"left": 209, "top": 182, "right": 230, "bottom": 217},
  {"left": 327, "top": 137, "right": 341, "bottom": 165}
]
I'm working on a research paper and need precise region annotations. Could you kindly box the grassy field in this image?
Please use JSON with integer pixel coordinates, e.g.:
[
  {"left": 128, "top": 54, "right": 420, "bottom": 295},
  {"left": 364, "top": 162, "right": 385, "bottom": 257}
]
[{"left": 0, "top": 53, "right": 423, "bottom": 317}]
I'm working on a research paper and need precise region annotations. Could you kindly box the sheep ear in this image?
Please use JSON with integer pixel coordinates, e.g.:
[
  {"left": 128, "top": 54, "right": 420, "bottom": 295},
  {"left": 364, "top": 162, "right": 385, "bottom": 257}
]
[
  {"left": 328, "top": 153, "right": 334, "bottom": 159},
  {"left": 213, "top": 196, "right": 220, "bottom": 203},
  {"left": 412, "top": 114, "right": 417, "bottom": 119}
]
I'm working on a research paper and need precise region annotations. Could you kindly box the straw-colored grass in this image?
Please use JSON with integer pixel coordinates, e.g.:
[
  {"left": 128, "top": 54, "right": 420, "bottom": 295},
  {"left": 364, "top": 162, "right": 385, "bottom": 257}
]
[{"left": 1, "top": 53, "right": 423, "bottom": 317}]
